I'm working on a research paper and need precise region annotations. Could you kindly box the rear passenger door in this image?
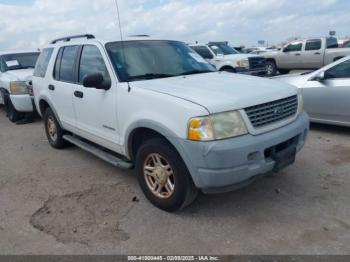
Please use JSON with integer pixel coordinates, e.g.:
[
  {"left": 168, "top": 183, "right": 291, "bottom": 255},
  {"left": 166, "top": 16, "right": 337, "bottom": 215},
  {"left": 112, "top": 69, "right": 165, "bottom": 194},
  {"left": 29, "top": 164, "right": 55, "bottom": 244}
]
[
  {"left": 51, "top": 45, "right": 80, "bottom": 129},
  {"left": 302, "top": 39, "right": 323, "bottom": 69},
  {"left": 73, "top": 44, "right": 120, "bottom": 150}
]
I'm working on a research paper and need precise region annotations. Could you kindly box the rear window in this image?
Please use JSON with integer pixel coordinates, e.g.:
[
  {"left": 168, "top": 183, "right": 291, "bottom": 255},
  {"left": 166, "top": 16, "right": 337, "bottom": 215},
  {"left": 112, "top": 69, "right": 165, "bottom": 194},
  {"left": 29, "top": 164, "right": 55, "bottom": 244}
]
[
  {"left": 326, "top": 37, "right": 338, "bottom": 49},
  {"left": 34, "top": 48, "right": 53, "bottom": 78},
  {"left": 305, "top": 39, "right": 321, "bottom": 51}
]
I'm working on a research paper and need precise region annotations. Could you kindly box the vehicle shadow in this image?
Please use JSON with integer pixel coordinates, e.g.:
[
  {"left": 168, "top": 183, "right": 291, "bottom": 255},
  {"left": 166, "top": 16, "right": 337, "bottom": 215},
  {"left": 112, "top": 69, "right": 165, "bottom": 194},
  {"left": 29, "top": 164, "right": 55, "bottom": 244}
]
[{"left": 310, "top": 122, "right": 350, "bottom": 135}]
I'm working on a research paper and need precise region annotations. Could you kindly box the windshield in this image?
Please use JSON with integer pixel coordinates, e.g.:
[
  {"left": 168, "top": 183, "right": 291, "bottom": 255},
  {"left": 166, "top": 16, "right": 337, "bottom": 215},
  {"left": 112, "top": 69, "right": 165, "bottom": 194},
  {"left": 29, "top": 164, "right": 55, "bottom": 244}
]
[
  {"left": 208, "top": 43, "right": 239, "bottom": 55},
  {"left": 105, "top": 40, "right": 216, "bottom": 82},
  {"left": 3, "top": 52, "right": 40, "bottom": 71}
]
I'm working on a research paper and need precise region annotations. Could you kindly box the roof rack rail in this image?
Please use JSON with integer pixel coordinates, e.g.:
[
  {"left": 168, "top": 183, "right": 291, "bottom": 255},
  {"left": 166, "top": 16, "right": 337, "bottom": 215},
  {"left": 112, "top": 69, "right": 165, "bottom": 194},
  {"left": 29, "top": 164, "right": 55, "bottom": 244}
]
[{"left": 50, "top": 34, "right": 96, "bottom": 44}]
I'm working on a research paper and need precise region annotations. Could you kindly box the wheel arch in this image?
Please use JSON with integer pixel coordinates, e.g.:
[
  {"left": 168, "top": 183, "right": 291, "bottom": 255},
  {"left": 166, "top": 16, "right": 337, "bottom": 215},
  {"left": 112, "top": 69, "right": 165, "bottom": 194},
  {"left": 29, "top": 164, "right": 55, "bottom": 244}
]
[
  {"left": 38, "top": 97, "right": 62, "bottom": 126},
  {"left": 333, "top": 56, "right": 344, "bottom": 62},
  {"left": 126, "top": 120, "right": 180, "bottom": 161}
]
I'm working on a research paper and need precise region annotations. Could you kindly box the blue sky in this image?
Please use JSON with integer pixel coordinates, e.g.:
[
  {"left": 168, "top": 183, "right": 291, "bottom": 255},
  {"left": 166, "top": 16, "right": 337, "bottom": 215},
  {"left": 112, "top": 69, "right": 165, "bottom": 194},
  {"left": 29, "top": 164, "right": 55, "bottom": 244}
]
[{"left": 0, "top": 0, "right": 349, "bottom": 50}]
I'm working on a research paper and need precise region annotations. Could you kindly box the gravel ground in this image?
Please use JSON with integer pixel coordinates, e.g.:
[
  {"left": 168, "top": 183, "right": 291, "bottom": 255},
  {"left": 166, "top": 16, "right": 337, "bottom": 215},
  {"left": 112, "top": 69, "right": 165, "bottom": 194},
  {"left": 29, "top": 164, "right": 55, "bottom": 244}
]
[{"left": 0, "top": 106, "right": 350, "bottom": 255}]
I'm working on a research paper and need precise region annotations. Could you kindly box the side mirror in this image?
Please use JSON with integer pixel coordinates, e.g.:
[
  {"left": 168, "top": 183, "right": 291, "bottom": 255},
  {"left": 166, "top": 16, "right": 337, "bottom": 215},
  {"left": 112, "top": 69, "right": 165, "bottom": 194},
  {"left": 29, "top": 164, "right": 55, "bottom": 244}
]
[
  {"left": 313, "top": 72, "right": 325, "bottom": 82},
  {"left": 83, "top": 73, "right": 110, "bottom": 90}
]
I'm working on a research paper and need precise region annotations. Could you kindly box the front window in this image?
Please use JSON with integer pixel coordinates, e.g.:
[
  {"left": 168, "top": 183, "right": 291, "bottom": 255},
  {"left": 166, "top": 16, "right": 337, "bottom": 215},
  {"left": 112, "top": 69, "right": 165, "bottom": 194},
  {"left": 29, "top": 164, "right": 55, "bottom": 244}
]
[
  {"left": 208, "top": 43, "right": 239, "bottom": 55},
  {"left": 284, "top": 42, "right": 302, "bottom": 52},
  {"left": 106, "top": 40, "right": 215, "bottom": 82},
  {"left": 3, "top": 52, "right": 40, "bottom": 71}
]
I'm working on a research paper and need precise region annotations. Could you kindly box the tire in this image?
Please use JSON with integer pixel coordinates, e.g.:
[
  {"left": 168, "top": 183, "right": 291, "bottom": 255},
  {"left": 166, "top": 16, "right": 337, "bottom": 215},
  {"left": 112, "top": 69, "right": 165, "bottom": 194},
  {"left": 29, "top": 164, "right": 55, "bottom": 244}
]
[
  {"left": 4, "top": 95, "right": 24, "bottom": 123},
  {"left": 220, "top": 67, "right": 236, "bottom": 73},
  {"left": 265, "top": 61, "right": 277, "bottom": 76},
  {"left": 278, "top": 69, "right": 290, "bottom": 75},
  {"left": 136, "top": 138, "right": 198, "bottom": 212},
  {"left": 43, "top": 107, "right": 67, "bottom": 149}
]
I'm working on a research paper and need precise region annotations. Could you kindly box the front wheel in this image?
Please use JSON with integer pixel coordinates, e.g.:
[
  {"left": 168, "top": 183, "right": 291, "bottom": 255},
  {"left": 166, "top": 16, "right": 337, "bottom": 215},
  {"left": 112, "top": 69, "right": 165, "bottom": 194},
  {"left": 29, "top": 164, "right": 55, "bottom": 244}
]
[
  {"left": 4, "top": 96, "right": 24, "bottom": 123},
  {"left": 265, "top": 61, "right": 277, "bottom": 76},
  {"left": 136, "top": 138, "right": 198, "bottom": 212}
]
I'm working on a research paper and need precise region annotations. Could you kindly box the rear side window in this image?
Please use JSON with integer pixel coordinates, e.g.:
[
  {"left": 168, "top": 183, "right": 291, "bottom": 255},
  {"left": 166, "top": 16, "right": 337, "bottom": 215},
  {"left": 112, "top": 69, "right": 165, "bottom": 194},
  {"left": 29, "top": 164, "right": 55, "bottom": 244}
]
[
  {"left": 305, "top": 39, "right": 321, "bottom": 51},
  {"left": 326, "top": 37, "right": 338, "bottom": 49},
  {"left": 192, "top": 46, "right": 214, "bottom": 59},
  {"left": 54, "top": 46, "right": 80, "bottom": 83},
  {"left": 34, "top": 48, "right": 53, "bottom": 78},
  {"left": 78, "top": 45, "right": 110, "bottom": 83}
]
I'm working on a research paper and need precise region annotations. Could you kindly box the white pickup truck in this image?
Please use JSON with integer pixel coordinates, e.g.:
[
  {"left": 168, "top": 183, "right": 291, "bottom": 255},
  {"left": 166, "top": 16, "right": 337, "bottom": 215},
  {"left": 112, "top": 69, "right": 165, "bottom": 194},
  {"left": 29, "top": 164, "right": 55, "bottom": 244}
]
[
  {"left": 190, "top": 42, "right": 267, "bottom": 76},
  {"left": 0, "top": 50, "right": 40, "bottom": 122},
  {"left": 33, "top": 35, "right": 309, "bottom": 211},
  {"left": 263, "top": 37, "right": 350, "bottom": 76}
]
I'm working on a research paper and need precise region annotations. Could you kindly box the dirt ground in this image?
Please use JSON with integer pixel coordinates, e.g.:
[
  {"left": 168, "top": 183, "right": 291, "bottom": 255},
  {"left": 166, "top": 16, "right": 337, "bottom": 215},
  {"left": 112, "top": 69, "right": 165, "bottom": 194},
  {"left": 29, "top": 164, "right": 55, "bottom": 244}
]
[{"left": 0, "top": 106, "right": 350, "bottom": 255}]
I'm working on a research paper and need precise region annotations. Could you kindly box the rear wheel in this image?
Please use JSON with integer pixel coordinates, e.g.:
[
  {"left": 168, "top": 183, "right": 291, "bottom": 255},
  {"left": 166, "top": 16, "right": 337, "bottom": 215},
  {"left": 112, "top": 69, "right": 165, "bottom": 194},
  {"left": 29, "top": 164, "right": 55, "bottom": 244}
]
[
  {"left": 4, "top": 95, "right": 24, "bottom": 123},
  {"left": 44, "top": 107, "right": 68, "bottom": 149},
  {"left": 136, "top": 138, "right": 198, "bottom": 212}
]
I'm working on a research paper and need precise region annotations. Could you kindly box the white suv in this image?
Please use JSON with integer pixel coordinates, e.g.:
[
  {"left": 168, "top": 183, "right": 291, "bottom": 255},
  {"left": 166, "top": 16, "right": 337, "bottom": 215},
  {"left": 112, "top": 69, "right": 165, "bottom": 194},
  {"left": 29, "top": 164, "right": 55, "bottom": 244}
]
[
  {"left": 0, "top": 50, "right": 40, "bottom": 122},
  {"left": 33, "top": 34, "right": 309, "bottom": 211}
]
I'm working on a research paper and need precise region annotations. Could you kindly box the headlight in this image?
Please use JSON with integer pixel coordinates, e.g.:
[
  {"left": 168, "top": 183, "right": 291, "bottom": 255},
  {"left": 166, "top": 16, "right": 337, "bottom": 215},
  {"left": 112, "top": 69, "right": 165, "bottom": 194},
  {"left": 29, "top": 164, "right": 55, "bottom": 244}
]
[
  {"left": 297, "top": 89, "right": 304, "bottom": 114},
  {"left": 10, "top": 81, "right": 28, "bottom": 95},
  {"left": 237, "top": 59, "right": 249, "bottom": 69},
  {"left": 188, "top": 111, "right": 248, "bottom": 141}
]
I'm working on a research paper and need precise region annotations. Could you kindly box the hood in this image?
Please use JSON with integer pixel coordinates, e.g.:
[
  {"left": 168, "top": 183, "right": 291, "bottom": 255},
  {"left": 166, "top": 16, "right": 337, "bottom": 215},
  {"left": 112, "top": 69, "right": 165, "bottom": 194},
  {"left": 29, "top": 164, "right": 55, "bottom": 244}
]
[
  {"left": 222, "top": 54, "right": 259, "bottom": 61},
  {"left": 130, "top": 72, "right": 297, "bottom": 114},
  {"left": 5, "top": 68, "right": 34, "bottom": 81},
  {"left": 273, "top": 73, "right": 311, "bottom": 88},
  {"left": 262, "top": 50, "right": 281, "bottom": 58}
]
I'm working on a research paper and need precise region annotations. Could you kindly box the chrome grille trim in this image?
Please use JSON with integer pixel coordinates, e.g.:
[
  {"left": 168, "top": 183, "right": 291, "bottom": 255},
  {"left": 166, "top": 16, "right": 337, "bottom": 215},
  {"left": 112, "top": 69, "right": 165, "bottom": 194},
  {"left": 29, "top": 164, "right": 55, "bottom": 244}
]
[{"left": 245, "top": 95, "right": 298, "bottom": 128}]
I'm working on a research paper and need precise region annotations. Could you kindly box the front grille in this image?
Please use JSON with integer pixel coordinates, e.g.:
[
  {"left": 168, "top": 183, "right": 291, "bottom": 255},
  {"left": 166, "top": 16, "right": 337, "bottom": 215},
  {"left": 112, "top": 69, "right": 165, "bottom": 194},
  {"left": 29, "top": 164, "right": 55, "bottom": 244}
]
[
  {"left": 248, "top": 57, "right": 266, "bottom": 69},
  {"left": 245, "top": 95, "right": 298, "bottom": 128}
]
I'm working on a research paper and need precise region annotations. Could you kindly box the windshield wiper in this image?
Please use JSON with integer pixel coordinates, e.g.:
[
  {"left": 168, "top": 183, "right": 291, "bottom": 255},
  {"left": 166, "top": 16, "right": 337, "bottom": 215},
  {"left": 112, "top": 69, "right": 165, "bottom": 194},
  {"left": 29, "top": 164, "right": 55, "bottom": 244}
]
[
  {"left": 127, "top": 73, "right": 175, "bottom": 81},
  {"left": 178, "top": 70, "right": 214, "bottom": 76}
]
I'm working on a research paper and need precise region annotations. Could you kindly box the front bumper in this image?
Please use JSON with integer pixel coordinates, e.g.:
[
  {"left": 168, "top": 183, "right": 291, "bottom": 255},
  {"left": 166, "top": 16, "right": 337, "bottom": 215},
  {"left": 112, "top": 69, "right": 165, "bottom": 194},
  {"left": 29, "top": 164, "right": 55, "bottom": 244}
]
[
  {"left": 236, "top": 67, "right": 267, "bottom": 76},
  {"left": 176, "top": 113, "right": 309, "bottom": 194},
  {"left": 10, "top": 94, "right": 35, "bottom": 113}
]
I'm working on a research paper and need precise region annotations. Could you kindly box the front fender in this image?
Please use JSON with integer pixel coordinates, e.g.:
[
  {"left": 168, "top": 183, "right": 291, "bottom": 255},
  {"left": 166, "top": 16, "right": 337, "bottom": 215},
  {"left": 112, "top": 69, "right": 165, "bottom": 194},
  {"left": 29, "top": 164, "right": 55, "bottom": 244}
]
[{"left": 124, "top": 119, "right": 179, "bottom": 158}]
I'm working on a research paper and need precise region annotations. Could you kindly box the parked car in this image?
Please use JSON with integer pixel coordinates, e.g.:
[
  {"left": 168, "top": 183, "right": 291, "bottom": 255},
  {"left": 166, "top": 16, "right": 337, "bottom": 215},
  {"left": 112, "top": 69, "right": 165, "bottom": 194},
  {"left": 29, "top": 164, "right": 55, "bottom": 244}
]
[
  {"left": 342, "top": 40, "right": 350, "bottom": 48},
  {"left": 274, "top": 56, "right": 350, "bottom": 127},
  {"left": 0, "top": 50, "right": 40, "bottom": 122},
  {"left": 263, "top": 37, "right": 350, "bottom": 76},
  {"left": 33, "top": 34, "right": 309, "bottom": 211},
  {"left": 190, "top": 42, "right": 267, "bottom": 76}
]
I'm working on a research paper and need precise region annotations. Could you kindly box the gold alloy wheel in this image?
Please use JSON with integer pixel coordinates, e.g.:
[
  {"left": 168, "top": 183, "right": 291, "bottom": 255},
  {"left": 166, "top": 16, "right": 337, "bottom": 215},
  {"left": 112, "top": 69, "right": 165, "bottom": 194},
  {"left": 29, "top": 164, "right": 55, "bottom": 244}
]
[
  {"left": 47, "top": 116, "right": 58, "bottom": 142},
  {"left": 143, "top": 153, "right": 176, "bottom": 199}
]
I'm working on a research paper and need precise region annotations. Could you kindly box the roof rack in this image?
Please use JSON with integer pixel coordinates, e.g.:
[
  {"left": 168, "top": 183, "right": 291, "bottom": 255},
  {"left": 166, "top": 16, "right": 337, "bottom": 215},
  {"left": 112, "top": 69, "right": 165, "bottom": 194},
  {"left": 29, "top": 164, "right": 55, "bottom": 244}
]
[{"left": 50, "top": 34, "right": 96, "bottom": 44}]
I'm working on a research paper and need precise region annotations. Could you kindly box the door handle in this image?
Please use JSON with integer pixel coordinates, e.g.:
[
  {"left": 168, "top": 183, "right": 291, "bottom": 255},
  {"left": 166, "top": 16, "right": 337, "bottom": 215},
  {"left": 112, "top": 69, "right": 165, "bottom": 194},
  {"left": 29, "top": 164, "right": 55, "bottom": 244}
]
[
  {"left": 74, "top": 91, "right": 84, "bottom": 98},
  {"left": 314, "top": 52, "right": 321, "bottom": 55},
  {"left": 295, "top": 53, "right": 301, "bottom": 56},
  {"left": 48, "top": 85, "right": 55, "bottom": 91}
]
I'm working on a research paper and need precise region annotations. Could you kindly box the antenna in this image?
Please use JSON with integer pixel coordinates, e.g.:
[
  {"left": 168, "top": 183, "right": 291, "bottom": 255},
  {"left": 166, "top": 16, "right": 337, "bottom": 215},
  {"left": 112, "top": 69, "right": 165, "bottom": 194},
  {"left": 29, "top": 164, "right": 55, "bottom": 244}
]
[{"left": 113, "top": 0, "right": 131, "bottom": 91}]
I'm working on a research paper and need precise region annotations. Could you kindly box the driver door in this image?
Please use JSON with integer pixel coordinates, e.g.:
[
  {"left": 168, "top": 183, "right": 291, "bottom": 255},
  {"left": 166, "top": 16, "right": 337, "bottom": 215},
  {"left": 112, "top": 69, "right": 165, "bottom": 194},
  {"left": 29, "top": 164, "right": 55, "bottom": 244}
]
[
  {"left": 278, "top": 41, "right": 303, "bottom": 69},
  {"left": 302, "top": 59, "right": 350, "bottom": 124},
  {"left": 73, "top": 44, "right": 121, "bottom": 151}
]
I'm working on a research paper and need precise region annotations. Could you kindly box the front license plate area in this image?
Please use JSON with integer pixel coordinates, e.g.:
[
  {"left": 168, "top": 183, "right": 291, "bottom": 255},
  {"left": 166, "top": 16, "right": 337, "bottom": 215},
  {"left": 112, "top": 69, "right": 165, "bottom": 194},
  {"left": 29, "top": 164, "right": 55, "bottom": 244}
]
[{"left": 272, "top": 146, "right": 296, "bottom": 173}]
